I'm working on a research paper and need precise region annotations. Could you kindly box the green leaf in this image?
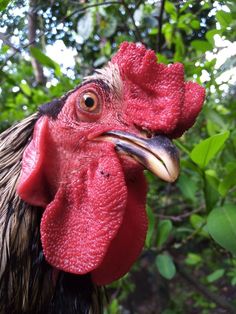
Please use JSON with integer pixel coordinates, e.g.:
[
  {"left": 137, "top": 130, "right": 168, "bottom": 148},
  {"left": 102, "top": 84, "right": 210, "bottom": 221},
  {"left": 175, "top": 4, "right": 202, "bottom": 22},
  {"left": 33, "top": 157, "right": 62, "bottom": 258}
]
[
  {"left": 174, "top": 32, "right": 185, "bottom": 61},
  {"left": 145, "top": 206, "right": 155, "bottom": 248},
  {"left": 20, "top": 82, "right": 31, "bottom": 97},
  {"left": 30, "top": 47, "right": 61, "bottom": 77},
  {"left": 190, "top": 20, "right": 200, "bottom": 30},
  {"left": 164, "top": 1, "right": 177, "bottom": 20},
  {"left": 207, "top": 269, "right": 225, "bottom": 283},
  {"left": 218, "top": 168, "right": 236, "bottom": 197},
  {"left": 207, "top": 204, "right": 236, "bottom": 255},
  {"left": 177, "top": 173, "right": 197, "bottom": 202},
  {"left": 191, "top": 40, "right": 213, "bottom": 53},
  {"left": 0, "top": 0, "right": 11, "bottom": 11},
  {"left": 185, "top": 253, "right": 202, "bottom": 265},
  {"left": 216, "top": 10, "right": 232, "bottom": 28},
  {"left": 156, "top": 254, "right": 176, "bottom": 280},
  {"left": 156, "top": 53, "right": 169, "bottom": 64},
  {"left": 190, "top": 214, "right": 209, "bottom": 237},
  {"left": 156, "top": 219, "right": 173, "bottom": 247},
  {"left": 190, "top": 131, "right": 230, "bottom": 169},
  {"left": 162, "top": 23, "right": 174, "bottom": 48},
  {"left": 206, "top": 30, "right": 221, "bottom": 45},
  {"left": 204, "top": 171, "right": 220, "bottom": 211}
]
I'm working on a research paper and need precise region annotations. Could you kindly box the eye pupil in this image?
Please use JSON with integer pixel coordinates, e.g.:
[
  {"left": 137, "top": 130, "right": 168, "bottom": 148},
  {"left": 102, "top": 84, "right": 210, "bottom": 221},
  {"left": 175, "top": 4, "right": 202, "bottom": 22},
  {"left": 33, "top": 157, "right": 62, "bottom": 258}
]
[{"left": 84, "top": 97, "right": 95, "bottom": 108}]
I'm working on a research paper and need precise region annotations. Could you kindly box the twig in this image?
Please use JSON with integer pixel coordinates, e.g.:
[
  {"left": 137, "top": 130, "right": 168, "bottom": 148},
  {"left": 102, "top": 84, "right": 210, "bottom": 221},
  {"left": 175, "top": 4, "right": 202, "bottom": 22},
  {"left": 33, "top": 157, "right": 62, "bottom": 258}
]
[
  {"left": 176, "top": 262, "right": 236, "bottom": 314},
  {"left": 0, "top": 33, "right": 21, "bottom": 52},
  {"left": 157, "top": 0, "right": 166, "bottom": 52},
  {"left": 64, "top": 1, "right": 121, "bottom": 20},
  {"left": 156, "top": 206, "right": 204, "bottom": 222}
]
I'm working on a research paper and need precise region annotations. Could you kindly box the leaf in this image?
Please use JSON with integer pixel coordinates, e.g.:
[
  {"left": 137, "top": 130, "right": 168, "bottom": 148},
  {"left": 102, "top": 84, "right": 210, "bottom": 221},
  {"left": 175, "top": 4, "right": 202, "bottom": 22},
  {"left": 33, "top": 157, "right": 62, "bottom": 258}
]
[
  {"left": 156, "top": 53, "right": 169, "bottom": 65},
  {"left": 216, "top": 10, "right": 232, "bottom": 29},
  {"left": 185, "top": 253, "right": 202, "bottom": 265},
  {"left": 190, "top": 20, "right": 200, "bottom": 30},
  {"left": 177, "top": 173, "right": 197, "bottom": 202},
  {"left": 207, "top": 204, "right": 236, "bottom": 255},
  {"left": 190, "top": 131, "right": 230, "bottom": 169},
  {"left": 162, "top": 23, "right": 174, "bottom": 48},
  {"left": 164, "top": 1, "right": 177, "bottom": 20},
  {"left": 204, "top": 171, "right": 220, "bottom": 211},
  {"left": 218, "top": 168, "right": 236, "bottom": 197},
  {"left": 207, "top": 269, "right": 225, "bottom": 283},
  {"left": 93, "top": 56, "right": 107, "bottom": 68},
  {"left": 20, "top": 82, "right": 31, "bottom": 97},
  {"left": 30, "top": 47, "right": 61, "bottom": 77},
  {"left": 0, "top": 0, "right": 11, "bottom": 11},
  {"left": 191, "top": 40, "right": 212, "bottom": 53},
  {"left": 206, "top": 30, "right": 221, "bottom": 45},
  {"left": 156, "top": 219, "right": 173, "bottom": 247},
  {"left": 101, "top": 16, "right": 117, "bottom": 38},
  {"left": 145, "top": 206, "right": 155, "bottom": 248},
  {"left": 77, "top": 12, "right": 94, "bottom": 40},
  {"left": 190, "top": 214, "right": 209, "bottom": 237},
  {"left": 174, "top": 32, "right": 185, "bottom": 62},
  {"left": 156, "top": 254, "right": 176, "bottom": 280}
]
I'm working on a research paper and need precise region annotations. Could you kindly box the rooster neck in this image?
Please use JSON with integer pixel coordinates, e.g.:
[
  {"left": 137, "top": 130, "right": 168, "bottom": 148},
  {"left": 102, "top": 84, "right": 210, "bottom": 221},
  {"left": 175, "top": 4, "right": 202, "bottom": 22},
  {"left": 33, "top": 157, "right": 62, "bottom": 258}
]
[{"left": 0, "top": 114, "right": 103, "bottom": 314}]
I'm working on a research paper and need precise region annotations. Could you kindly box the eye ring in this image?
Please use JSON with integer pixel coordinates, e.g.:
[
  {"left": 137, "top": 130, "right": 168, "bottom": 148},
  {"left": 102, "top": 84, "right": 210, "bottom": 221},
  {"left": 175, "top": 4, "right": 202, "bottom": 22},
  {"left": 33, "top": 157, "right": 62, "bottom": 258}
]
[{"left": 78, "top": 91, "right": 100, "bottom": 113}]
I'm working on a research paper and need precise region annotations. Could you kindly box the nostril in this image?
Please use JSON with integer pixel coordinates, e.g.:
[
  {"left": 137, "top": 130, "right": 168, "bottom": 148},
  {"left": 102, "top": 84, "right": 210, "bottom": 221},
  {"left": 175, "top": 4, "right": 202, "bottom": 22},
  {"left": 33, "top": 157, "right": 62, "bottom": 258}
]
[{"left": 134, "top": 124, "right": 153, "bottom": 139}]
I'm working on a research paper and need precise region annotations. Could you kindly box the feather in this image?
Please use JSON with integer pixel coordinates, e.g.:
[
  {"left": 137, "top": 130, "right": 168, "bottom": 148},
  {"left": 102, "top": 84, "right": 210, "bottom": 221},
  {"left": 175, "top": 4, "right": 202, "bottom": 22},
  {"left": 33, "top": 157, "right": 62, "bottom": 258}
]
[{"left": 0, "top": 113, "right": 103, "bottom": 314}]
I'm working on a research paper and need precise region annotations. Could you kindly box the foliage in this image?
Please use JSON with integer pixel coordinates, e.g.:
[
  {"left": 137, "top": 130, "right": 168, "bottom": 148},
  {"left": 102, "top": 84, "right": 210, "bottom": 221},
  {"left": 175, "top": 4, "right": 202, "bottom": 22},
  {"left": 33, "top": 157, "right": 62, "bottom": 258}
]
[{"left": 1, "top": 0, "right": 236, "bottom": 313}]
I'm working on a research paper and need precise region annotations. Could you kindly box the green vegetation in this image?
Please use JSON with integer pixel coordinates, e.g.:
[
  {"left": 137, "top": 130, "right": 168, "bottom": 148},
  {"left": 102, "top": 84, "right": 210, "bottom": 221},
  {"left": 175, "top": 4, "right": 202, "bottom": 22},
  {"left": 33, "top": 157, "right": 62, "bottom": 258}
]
[{"left": 1, "top": 0, "right": 236, "bottom": 313}]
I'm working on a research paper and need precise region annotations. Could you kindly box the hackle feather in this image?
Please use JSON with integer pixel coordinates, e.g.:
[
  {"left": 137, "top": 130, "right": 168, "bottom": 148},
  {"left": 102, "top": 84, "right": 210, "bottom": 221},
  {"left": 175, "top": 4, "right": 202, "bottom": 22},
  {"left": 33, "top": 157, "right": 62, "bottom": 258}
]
[{"left": 0, "top": 113, "right": 103, "bottom": 314}]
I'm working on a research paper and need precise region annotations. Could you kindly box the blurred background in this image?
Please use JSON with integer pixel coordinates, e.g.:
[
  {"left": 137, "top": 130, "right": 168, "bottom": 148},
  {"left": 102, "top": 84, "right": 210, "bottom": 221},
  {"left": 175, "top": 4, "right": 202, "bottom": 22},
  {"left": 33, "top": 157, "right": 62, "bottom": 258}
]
[{"left": 0, "top": 0, "right": 236, "bottom": 313}]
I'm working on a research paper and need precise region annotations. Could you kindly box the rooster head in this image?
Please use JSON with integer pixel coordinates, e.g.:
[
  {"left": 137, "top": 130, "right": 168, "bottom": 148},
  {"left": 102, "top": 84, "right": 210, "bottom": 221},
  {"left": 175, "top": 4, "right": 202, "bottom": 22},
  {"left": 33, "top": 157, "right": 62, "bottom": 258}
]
[{"left": 17, "top": 42, "right": 205, "bottom": 285}]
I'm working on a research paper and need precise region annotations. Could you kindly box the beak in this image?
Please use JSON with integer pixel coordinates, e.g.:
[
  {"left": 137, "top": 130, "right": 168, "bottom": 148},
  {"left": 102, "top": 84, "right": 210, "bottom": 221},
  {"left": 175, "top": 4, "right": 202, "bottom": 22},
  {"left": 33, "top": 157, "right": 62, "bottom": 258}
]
[{"left": 101, "top": 131, "right": 180, "bottom": 183}]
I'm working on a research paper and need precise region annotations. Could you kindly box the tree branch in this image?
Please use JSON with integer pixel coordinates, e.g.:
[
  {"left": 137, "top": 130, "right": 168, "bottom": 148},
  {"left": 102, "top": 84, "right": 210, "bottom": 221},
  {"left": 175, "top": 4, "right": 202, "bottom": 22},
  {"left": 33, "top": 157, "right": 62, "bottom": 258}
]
[
  {"left": 157, "top": 0, "right": 166, "bottom": 52},
  {"left": 28, "top": 0, "right": 46, "bottom": 85},
  {"left": 156, "top": 206, "right": 204, "bottom": 222},
  {"left": 176, "top": 262, "right": 236, "bottom": 314},
  {"left": 0, "top": 33, "right": 21, "bottom": 52}
]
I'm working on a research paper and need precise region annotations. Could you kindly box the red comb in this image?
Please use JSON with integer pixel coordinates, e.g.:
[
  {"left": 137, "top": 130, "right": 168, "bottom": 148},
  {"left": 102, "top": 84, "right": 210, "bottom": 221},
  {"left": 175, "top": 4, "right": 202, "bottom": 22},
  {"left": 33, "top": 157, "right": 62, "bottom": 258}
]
[{"left": 112, "top": 42, "right": 205, "bottom": 138}]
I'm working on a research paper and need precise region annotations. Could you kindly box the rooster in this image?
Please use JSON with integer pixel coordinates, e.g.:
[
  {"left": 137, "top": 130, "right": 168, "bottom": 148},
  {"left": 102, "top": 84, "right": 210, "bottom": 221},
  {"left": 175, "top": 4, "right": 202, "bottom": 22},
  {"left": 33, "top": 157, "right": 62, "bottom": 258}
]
[{"left": 0, "top": 42, "right": 205, "bottom": 314}]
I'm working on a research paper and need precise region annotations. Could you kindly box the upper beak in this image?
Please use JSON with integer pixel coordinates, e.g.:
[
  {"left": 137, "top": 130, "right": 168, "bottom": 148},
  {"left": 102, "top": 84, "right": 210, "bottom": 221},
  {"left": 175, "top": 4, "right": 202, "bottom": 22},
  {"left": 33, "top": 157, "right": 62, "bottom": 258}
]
[{"left": 101, "top": 130, "right": 180, "bottom": 183}]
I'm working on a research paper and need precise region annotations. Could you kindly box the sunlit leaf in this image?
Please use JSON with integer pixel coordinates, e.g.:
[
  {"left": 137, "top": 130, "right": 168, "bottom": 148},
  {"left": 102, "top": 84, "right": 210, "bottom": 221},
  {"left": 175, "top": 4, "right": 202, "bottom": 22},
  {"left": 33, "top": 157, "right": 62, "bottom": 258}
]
[
  {"left": 0, "top": 0, "right": 11, "bottom": 11},
  {"left": 191, "top": 40, "right": 212, "bottom": 52},
  {"left": 20, "top": 82, "right": 31, "bottom": 97},
  {"left": 207, "top": 204, "right": 236, "bottom": 255},
  {"left": 30, "top": 47, "right": 61, "bottom": 77},
  {"left": 156, "top": 254, "right": 176, "bottom": 280},
  {"left": 164, "top": 1, "right": 177, "bottom": 20},
  {"left": 190, "top": 131, "right": 230, "bottom": 169},
  {"left": 216, "top": 10, "right": 232, "bottom": 28}
]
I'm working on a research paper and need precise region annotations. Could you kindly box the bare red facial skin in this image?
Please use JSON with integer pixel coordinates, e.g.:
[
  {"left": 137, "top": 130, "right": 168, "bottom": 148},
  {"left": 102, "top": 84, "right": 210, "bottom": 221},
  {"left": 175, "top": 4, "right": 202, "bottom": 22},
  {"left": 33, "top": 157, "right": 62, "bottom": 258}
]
[{"left": 17, "top": 42, "right": 205, "bottom": 285}]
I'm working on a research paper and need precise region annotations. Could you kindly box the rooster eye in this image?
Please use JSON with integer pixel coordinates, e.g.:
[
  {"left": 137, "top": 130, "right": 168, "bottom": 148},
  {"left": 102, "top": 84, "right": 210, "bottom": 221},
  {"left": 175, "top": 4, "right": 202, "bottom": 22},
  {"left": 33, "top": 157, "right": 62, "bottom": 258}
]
[{"left": 79, "top": 92, "right": 100, "bottom": 113}]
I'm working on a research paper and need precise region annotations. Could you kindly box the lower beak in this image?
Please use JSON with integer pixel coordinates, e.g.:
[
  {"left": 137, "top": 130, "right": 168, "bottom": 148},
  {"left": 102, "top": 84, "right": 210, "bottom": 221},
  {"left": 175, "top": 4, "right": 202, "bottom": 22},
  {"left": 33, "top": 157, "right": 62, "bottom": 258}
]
[{"left": 101, "top": 131, "right": 180, "bottom": 183}]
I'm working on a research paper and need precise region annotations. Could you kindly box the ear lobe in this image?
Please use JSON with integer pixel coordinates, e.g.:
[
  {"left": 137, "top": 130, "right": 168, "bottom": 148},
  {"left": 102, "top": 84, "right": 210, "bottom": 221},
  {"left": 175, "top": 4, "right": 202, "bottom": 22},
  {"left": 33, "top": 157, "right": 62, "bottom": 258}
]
[{"left": 17, "top": 116, "right": 50, "bottom": 207}]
